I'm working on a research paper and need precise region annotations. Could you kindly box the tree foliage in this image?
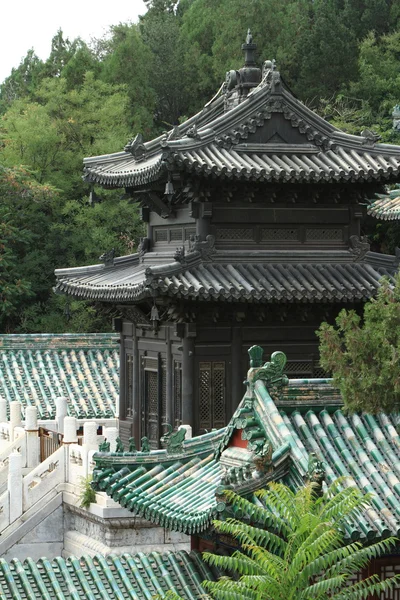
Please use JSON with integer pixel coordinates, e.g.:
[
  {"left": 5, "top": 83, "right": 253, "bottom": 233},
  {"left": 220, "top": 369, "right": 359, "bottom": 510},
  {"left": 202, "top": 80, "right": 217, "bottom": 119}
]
[
  {"left": 318, "top": 276, "right": 400, "bottom": 413},
  {"left": 203, "top": 481, "right": 400, "bottom": 600}
]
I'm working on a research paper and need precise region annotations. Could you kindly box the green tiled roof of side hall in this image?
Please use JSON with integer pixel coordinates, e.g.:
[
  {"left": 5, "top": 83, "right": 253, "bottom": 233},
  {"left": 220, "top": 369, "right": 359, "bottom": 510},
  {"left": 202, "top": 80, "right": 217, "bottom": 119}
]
[
  {"left": 92, "top": 352, "right": 400, "bottom": 542},
  {"left": 0, "top": 550, "right": 220, "bottom": 599},
  {"left": 0, "top": 334, "right": 119, "bottom": 419}
]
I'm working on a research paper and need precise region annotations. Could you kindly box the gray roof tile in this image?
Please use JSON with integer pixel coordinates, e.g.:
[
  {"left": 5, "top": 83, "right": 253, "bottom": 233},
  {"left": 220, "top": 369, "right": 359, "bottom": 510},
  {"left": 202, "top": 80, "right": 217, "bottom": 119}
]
[{"left": 55, "top": 252, "right": 396, "bottom": 303}]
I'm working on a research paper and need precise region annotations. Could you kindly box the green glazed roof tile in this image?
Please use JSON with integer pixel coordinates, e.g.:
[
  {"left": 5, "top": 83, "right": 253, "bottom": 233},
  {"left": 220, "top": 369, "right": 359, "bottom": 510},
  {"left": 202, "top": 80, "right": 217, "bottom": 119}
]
[
  {"left": 367, "top": 185, "right": 400, "bottom": 220},
  {"left": 0, "top": 334, "right": 119, "bottom": 419},
  {"left": 0, "top": 551, "right": 213, "bottom": 599}
]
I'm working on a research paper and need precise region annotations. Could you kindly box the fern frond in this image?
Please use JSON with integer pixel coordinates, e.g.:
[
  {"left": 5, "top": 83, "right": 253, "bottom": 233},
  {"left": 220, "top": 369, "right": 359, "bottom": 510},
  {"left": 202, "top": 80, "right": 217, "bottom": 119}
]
[
  {"left": 324, "top": 536, "right": 398, "bottom": 579},
  {"left": 256, "top": 483, "right": 298, "bottom": 530},
  {"left": 300, "top": 573, "right": 347, "bottom": 599},
  {"left": 320, "top": 488, "right": 372, "bottom": 524},
  {"left": 211, "top": 518, "right": 287, "bottom": 556},
  {"left": 331, "top": 573, "right": 400, "bottom": 599},
  {"left": 202, "top": 550, "right": 266, "bottom": 576},
  {"left": 286, "top": 526, "right": 340, "bottom": 582},
  {"left": 203, "top": 578, "right": 260, "bottom": 600}
]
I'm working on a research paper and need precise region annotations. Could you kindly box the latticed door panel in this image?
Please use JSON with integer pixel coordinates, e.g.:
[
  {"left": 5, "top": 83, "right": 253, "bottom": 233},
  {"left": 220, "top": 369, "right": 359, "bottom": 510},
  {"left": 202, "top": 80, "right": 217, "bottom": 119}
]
[
  {"left": 161, "top": 362, "right": 167, "bottom": 426},
  {"left": 145, "top": 370, "right": 159, "bottom": 448},
  {"left": 174, "top": 361, "right": 182, "bottom": 428},
  {"left": 213, "top": 362, "right": 226, "bottom": 429},
  {"left": 198, "top": 361, "right": 226, "bottom": 432},
  {"left": 199, "top": 363, "right": 212, "bottom": 431}
]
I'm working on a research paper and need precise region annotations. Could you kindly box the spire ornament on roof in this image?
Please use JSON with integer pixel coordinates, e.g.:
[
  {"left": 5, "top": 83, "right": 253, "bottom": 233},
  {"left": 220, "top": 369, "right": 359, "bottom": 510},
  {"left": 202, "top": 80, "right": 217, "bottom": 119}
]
[{"left": 242, "top": 28, "right": 257, "bottom": 67}]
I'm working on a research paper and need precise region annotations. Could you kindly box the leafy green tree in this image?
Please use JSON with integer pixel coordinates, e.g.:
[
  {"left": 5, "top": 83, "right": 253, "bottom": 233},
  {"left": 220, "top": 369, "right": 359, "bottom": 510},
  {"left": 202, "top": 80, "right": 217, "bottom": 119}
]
[
  {"left": 100, "top": 23, "right": 156, "bottom": 135},
  {"left": 0, "top": 166, "right": 53, "bottom": 331},
  {"left": 140, "top": 9, "right": 188, "bottom": 127},
  {"left": 42, "top": 29, "right": 83, "bottom": 79},
  {"left": 318, "top": 276, "right": 400, "bottom": 413},
  {"left": 342, "top": 0, "right": 392, "bottom": 40},
  {"left": 0, "top": 49, "right": 44, "bottom": 113},
  {"left": 203, "top": 482, "right": 400, "bottom": 600},
  {"left": 0, "top": 210, "right": 32, "bottom": 331},
  {"left": 294, "top": 0, "right": 359, "bottom": 102},
  {"left": 0, "top": 73, "right": 131, "bottom": 196},
  {"left": 347, "top": 30, "right": 400, "bottom": 116}
]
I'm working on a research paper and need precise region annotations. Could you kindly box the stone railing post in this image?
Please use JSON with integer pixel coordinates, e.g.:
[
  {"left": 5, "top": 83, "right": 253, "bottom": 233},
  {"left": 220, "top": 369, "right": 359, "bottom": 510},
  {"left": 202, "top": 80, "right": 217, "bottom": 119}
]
[
  {"left": 63, "top": 417, "right": 78, "bottom": 444},
  {"left": 55, "top": 396, "right": 68, "bottom": 435},
  {"left": 83, "top": 421, "right": 98, "bottom": 476},
  {"left": 9, "top": 401, "right": 22, "bottom": 442},
  {"left": 63, "top": 416, "right": 78, "bottom": 484},
  {"left": 103, "top": 426, "right": 118, "bottom": 452},
  {"left": 0, "top": 396, "right": 7, "bottom": 424},
  {"left": 8, "top": 451, "right": 22, "bottom": 523},
  {"left": 25, "top": 406, "right": 39, "bottom": 469}
]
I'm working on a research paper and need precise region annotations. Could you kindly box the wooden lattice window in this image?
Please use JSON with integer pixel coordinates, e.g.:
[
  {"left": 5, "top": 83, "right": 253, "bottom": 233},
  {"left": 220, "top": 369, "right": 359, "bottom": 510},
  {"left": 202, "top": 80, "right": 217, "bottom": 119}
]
[
  {"left": 174, "top": 360, "right": 182, "bottom": 428},
  {"left": 377, "top": 560, "right": 400, "bottom": 599},
  {"left": 199, "top": 361, "right": 226, "bottom": 432}
]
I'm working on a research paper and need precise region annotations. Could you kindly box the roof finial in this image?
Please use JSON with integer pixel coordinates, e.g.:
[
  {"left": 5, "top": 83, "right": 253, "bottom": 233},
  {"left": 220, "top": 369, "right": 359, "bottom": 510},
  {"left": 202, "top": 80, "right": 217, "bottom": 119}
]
[{"left": 242, "top": 28, "right": 257, "bottom": 67}]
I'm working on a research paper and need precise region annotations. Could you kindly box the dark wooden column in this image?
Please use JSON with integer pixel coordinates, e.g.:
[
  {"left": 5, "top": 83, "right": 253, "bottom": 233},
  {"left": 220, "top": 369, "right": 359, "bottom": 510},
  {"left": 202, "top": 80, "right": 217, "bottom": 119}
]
[
  {"left": 118, "top": 333, "right": 126, "bottom": 419},
  {"left": 182, "top": 328, "right": 195, "bottom": 427},
  {"left": 195, "top": 201, "right": 212, "bottom": 239},
  {"left": 166, "top": 327, "right": 173, "bottom": 426},
  {"left": 231, "top": 325, "right": 243, "bottom": 415},
  {"left": 132, "top": 325, "right": 140, "bottom": 442}
]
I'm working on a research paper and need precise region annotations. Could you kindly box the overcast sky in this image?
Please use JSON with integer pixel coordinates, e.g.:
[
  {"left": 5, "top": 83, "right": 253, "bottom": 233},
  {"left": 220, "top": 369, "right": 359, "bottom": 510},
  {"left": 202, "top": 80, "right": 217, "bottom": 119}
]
[{"left": 1, "top": 0, "right": 147, "bottom": 84}]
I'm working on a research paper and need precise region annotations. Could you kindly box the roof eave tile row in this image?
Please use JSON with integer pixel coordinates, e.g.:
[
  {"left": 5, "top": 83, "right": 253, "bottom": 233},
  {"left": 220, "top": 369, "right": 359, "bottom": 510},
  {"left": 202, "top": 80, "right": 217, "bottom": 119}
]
[
  {"left": 0, "top": 551, "right": 216, "bottom": 599},
  {"left": 54, "top": 260, "right": 395, "bottom": 304},
  {"left": 171, "top": 145, "right": 400, "bottom": 183}
]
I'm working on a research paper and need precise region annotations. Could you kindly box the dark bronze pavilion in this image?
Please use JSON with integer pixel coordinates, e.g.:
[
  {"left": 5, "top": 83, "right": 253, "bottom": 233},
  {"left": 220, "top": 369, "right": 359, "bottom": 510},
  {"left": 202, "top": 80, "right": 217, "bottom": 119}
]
[{"left": 55, "top": 33, "right": 400, "bottom": 447}]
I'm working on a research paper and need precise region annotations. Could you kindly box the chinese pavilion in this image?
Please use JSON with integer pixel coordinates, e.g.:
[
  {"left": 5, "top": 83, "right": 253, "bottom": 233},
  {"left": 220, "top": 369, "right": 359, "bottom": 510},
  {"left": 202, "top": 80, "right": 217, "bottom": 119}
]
[{"left": 55, "top": 32, "right": 400, "bottom": 446}]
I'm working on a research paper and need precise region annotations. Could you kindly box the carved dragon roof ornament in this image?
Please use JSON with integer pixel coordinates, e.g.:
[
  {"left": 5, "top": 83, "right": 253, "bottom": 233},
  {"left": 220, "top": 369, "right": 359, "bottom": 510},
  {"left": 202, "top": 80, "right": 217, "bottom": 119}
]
[
  {"left": 99, "top": 248, "right": 115, "bottom": 267},
  {"left": 160, "top": 424, "right": 186, "bottom": 454},
  {"left": 124, "top": 133, "right": 146, "bottom": 160},
  {"left": 188, "top": 234, "right": 216, "bottom": 260},
  {"left": 349, "top": 235, "right": 370, "bottom": 262},
  {"left": 246, "top": 346, "right": 289, "bottom": 398}
]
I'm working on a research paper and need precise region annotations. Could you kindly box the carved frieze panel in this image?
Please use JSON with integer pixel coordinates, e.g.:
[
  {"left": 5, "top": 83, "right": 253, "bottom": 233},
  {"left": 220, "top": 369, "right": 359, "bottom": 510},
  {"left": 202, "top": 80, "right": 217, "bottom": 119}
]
[
  {"left": 217, "top": 228, "right": 254, "bottom": 241},
  {"left": 306, "top": 228, "right": 343, "bottom": 241},
  {"left": 261, "top": 228, "right": 298, "bottom": 241}
]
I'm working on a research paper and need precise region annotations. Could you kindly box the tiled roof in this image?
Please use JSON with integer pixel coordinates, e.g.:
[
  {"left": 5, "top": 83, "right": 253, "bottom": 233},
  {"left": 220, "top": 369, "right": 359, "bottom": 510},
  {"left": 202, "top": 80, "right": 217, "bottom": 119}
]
[
  {"left": 0, "top": 550, "right": 218, "bottom": 599},
  {"left": 55, "top": 250, "right": 397, "bottom": 304},
  {"left": 367, "top": 185, "right": 400, "bottom": 220},
  {"left": 83, "top": 70, "right": 400, "bottom": 187},
  {"left": 92, "top": 350, "right": 400, "bottom": 541},
  {"left": 0, "top": 334, "right": 119, "bottom": 419},
  {"left": 92, "top": 430, "right": 225, "bottom": 535},
  {"left": 255, "top": 379, "right": 400, "bottom": 540}
]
